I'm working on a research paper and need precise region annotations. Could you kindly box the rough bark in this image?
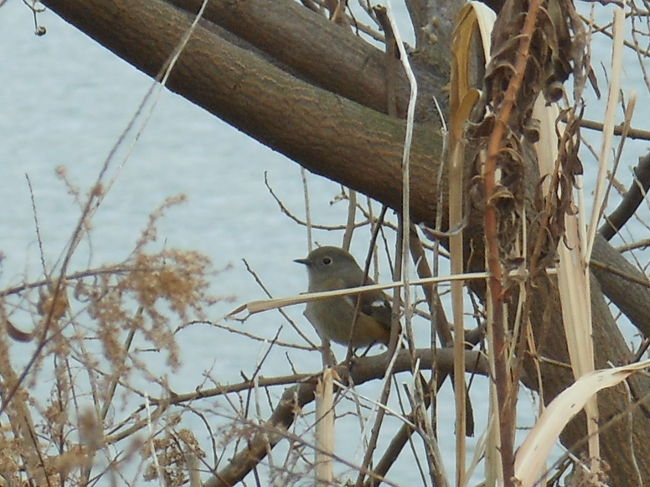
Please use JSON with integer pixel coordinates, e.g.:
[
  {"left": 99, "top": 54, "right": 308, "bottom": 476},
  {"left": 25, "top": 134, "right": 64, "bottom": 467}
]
[
  {"left": 592, "top": 233, "right": 650, "bottom": 338},
  {"left": 41, "top": 0, "right": 444, "bottom": 222},
  {"left": 169, "top": 0, "right": 446, "bottom": 122}
]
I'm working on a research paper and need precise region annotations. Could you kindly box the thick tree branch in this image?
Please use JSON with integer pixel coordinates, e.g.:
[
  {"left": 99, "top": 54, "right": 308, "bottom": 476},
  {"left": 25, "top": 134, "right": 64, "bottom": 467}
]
[
  {"left": 600, "top": 152, "right": 650, "bottom": 240},
  {"left": 591, "top": 233, "right": 650, "bottom": 338},
  {"left": 169, "top": 0, "right": 446, "bottom": 122},
  {"left": 41, "top": 0, "right": 445, "bottom": 226}
]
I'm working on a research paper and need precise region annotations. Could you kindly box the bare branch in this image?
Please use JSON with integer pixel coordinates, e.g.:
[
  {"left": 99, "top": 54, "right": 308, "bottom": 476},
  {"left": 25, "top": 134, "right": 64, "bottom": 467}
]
[{"left": 600, "top": 152, "right": 650, "bottom": 239}]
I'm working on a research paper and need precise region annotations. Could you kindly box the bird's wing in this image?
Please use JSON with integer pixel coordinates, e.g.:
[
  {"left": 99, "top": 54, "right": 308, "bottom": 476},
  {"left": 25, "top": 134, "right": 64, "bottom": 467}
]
[
  {"left": 359, "top": 290, "right": 392, "bottom": 330},
  {"left": 337, "top": 274, "right": 393, "bottom": 330}
]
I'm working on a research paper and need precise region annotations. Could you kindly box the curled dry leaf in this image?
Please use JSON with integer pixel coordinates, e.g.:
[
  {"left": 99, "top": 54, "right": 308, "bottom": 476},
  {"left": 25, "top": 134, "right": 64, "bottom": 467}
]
[
  {"left": 514, "top": 360, "right": 650, "bottom": 486},
  {"left": 4, "top": 319, "right": 35, "bottom": 342}
]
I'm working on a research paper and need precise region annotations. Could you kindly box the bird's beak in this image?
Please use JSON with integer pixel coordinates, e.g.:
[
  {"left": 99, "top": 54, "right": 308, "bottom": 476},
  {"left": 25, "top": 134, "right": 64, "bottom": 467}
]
[{"left": 294, "top": 258, "right": 310, "bottom": 266}]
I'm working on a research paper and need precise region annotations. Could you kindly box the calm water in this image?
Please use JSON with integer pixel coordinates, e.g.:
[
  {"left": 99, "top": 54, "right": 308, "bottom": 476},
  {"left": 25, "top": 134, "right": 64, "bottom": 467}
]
[{"left": 1, "top": 2, "right": 647, "bottom": 486}]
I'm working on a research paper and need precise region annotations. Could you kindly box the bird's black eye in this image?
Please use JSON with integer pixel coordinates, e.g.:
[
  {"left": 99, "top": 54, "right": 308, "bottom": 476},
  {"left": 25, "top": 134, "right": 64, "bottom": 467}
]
[{"left": 322, "top": 256, "right": 332, "bottom": 265}]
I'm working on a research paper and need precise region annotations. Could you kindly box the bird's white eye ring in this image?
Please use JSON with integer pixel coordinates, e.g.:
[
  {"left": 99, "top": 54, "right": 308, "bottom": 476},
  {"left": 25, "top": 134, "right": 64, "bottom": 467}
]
[{"left": 322, "top": 257, "right": 332, "bottom": 265}]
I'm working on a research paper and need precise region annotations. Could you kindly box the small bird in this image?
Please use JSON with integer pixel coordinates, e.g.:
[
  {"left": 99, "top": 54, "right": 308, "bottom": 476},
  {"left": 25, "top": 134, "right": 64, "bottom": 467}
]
[{"left": 294, "top": 246, "right": 395, "bottom": 347}]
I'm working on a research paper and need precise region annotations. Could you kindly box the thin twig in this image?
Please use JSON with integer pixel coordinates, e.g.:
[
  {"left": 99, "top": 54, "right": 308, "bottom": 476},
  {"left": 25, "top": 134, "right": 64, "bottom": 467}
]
[
  {"left": 617, "top": 238, "right": 650, "bottom": 252},
  {"left": 186, "top": 319, "right": 315, "bottom": 351},
  {"left": 25, "top": 174, "right": 48, "bottom": 277},
  {"left": 242, "top": 259, "right": 317, "bottom": 346},
  {"left": 300, "top": 168, "right": 313, "bottom": 251},
  {"left": 343, "top": 189, "right": 358, "bottom": 250},
  {"left": 578, "top": 117, "right": 650, "bottom": 140},
  {"left": 265, "top": 172, "right": 369, "bottom": 231},
  {"left": 589, "top": 259, "right": 650, "bottom": 288}
]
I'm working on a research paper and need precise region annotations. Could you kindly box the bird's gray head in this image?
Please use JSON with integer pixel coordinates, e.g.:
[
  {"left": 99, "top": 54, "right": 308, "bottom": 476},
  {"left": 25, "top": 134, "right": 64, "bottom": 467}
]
[{"left": 294, "top": 246, "right": 361, "bottom": 288}]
